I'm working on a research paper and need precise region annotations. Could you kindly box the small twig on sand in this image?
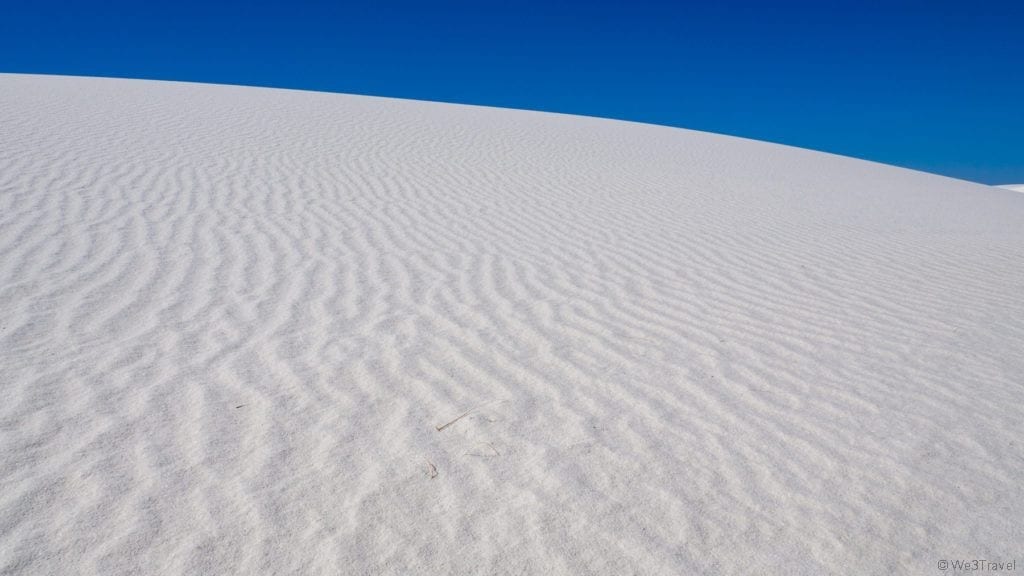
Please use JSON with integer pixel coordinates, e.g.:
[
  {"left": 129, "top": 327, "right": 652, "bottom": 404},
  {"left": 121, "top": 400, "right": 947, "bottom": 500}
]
[
  {"left": 235, "top": 404, "right": 246, "bottom": 409},
  {"left": 435, "top": 410, "right": 472, "bottom": 432},
  {"left": 436, "top": 399, "right": 507, "bottom": 432},
  {"left": 425, "top": 459, "right": 438, "bottom": 479}
]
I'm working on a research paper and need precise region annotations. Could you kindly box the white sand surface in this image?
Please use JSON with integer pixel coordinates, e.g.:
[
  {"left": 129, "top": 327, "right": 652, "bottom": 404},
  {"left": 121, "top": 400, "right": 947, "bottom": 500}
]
[
  {"left": 999, "top": 184, "right": 1024, "bottom": 193},
  {"left": 2, "top": 74, "right": 1023, "bottom": 575}
]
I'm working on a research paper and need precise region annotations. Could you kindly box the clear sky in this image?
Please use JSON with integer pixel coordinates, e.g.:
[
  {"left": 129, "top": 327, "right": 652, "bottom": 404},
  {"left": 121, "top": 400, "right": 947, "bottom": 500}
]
[{"left": 2, "top": 0, "right": 1021, "bottom": 184}]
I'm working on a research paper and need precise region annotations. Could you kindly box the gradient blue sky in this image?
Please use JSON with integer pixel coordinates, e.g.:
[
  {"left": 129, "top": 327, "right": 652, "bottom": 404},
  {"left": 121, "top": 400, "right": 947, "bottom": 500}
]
[{"left": 2, "top": 0, "right": 1022, "bottom": 184}]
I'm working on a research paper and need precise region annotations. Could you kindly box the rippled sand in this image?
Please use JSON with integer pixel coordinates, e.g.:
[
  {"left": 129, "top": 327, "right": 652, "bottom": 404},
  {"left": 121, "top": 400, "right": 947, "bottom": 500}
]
[{"left": 2, "top": 74, "right": 1022, "bottom": 575}]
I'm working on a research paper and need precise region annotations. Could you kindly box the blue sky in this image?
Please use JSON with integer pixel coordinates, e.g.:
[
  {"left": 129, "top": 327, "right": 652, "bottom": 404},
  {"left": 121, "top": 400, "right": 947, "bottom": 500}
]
[{"left": 2, "top": 0, "right": 1022, "bottom": 184}]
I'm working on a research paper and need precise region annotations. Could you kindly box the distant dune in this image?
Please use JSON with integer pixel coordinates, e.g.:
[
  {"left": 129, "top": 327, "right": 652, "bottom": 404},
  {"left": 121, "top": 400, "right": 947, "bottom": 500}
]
[
  {"left": 2, "top": 74, "right": 1022, "bottom": 575},
  {"left": 999, "top": 184, "right": 1024, "bottom": 192}
]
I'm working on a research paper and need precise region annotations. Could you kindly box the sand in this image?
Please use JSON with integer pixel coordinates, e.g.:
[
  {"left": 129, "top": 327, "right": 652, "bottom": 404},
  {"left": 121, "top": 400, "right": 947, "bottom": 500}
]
[{"left": 1, "top": 74, "right": 1022, "bottom": 575}]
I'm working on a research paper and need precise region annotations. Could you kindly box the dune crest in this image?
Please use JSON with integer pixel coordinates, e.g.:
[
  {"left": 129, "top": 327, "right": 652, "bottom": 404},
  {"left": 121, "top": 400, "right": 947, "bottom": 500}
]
[{"left": 2, "top": 74, "right": 1023, "bottom": 575}]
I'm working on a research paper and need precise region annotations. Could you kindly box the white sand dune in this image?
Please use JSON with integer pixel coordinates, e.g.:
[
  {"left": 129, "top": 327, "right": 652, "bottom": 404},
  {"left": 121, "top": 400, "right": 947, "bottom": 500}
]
[
  {"left": 999, "top": 184, "right": 1024, "bottom": 193},
  {"left": 2, "top": 74, "right": 1023, "bottom": 575}
]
